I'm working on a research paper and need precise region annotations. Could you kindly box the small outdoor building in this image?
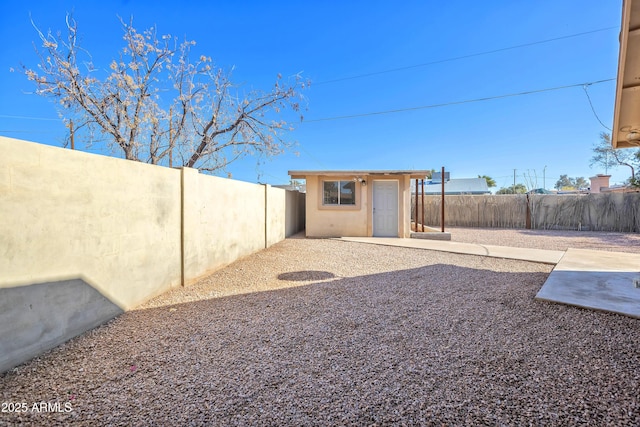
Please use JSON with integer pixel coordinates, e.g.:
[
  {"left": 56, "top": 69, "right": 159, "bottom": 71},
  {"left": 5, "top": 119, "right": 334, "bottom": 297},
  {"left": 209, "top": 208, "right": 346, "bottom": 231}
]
[{"left": 288, "top": 170, "right": 430, "bottom": 238}]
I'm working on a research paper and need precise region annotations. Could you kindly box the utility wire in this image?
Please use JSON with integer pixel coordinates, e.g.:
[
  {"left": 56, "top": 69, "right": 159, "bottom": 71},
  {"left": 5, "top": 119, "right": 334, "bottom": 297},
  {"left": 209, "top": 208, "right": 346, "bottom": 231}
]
[
  {"left": 582, "top": 84, "right": 612, "bottom": 131},
  {"left": 304, "top": 78, "right": 616, "bottom": 123},
  {"left": 0, "top": 130, "right": 60, "bottom": 134},
  {"left": 315, "top": 26, "right": 619, "bottom": 85},
  {"left": 0, "top": 114, "right": 60, "bottom": 121}
]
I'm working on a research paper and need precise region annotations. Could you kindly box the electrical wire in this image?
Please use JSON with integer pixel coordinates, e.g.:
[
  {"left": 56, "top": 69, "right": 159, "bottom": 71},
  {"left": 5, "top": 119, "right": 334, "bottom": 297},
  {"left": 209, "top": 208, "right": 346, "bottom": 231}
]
[
  {"left": 303, "top": 78, "right": 616, "bottom": 123},
  {"left": 582, "top": 84, "right": 612, "bottom": 131},
  {"left": 0, "top": 114, "right": 61, "bottom": 121},
  {"left": 314, "top": 26, "right": 619, "bottom": 85}
]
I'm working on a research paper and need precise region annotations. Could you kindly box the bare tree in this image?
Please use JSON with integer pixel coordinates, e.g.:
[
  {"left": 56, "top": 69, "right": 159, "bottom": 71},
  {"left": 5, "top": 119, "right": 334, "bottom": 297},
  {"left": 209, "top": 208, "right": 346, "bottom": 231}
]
[
  {"left": 591, "top": 132, "right": 639, "bottom": 185},
  {"left": 22, "top": 15, "right": 307, "bottom": 171}
]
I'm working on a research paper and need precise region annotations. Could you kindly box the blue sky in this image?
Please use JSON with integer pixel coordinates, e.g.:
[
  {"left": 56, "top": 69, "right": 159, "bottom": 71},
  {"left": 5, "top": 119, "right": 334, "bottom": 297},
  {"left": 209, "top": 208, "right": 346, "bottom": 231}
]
[{"left": 0, "top": 0, "right": 629, "bottom": 188}]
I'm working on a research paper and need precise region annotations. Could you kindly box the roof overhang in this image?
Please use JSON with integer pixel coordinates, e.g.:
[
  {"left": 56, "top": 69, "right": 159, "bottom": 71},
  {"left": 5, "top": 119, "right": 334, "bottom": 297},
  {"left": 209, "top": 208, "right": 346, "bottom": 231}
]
[
  {"left": 288, "top": 170, "right": 432, "bottom": 179},
  {"left": 612, "top": 0, "right": 640, "bottom": 148}
]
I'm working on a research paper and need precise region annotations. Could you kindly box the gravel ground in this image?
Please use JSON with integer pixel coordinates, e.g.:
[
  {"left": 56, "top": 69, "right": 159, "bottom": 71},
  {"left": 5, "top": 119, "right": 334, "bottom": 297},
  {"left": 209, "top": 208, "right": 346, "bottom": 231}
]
[
  {"left": 1, "top": 231, "right": 639, "bottom": 426},
  {"left": 447, "top": 227, "right": 640, "bottom": 253}
]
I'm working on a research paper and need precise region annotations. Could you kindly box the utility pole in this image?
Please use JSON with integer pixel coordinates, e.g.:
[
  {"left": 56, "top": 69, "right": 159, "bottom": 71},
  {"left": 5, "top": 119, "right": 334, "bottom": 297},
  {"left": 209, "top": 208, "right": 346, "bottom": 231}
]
[
  {"left": 68, "top": 120, "right": 75, "bottom": 150},
  {"left": 543, "top": 165, "right": 547, "bottom": 190},
  {"left": 513, "top": 169, "right": 516, "bottom": 194},
  {"left": 168, "top": 107, "right": 173, "bottom": 168}
]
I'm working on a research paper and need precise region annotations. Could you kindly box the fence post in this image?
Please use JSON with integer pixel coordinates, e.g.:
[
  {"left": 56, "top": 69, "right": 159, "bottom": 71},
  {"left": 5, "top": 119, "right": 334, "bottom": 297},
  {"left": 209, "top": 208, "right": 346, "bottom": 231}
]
[
  {"left": 526, "top": 194, "right": 532, "bottom": 229},
  {"left": 441, "top": 167, "right": 445, "bottom": 232}
]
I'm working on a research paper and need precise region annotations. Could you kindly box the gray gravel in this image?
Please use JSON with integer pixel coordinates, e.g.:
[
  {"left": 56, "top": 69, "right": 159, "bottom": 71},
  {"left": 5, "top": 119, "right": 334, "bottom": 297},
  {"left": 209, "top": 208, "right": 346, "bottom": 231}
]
[
  {"left": 448, "top": 226, "right": 640, "bottom": 253},
  {"left": 1, "top": 231, "right": 639, "bottom": 426}
]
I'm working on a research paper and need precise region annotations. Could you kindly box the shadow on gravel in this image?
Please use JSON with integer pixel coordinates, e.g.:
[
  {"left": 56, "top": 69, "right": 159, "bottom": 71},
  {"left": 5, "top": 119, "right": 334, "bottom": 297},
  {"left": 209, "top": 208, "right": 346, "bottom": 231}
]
[{"left": 2, "top": 264, "right": 639, "bottom": 426}]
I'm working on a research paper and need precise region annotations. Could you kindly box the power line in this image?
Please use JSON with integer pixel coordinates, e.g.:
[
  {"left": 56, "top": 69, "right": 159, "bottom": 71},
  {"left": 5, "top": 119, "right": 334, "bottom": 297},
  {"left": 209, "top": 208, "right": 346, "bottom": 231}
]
[
  {"left": 582, "top": 84, "right": 612, "bottom": 131},
  {"left": 0, "top": 114, "right": 61, "bottom": 121},
  {"left": 303, "top": 78, "right": 616, "bottom": 123},
  {"left": 314, "top": 26, "right": 618, "bottom": 85},
  {"left": 0, "top": 130, "right": 60, "bottom": 134}
]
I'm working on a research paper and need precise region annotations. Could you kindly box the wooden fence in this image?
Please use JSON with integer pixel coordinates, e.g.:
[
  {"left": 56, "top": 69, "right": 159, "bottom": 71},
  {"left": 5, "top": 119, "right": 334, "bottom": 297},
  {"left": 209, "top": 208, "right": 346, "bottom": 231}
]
[{"left": 413, "top": 193, "right": 640, "bottom": 232}]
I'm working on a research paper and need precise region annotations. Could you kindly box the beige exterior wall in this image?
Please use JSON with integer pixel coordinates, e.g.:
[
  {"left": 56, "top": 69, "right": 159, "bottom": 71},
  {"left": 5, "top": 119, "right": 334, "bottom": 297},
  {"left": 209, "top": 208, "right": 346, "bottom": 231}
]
[
  {"left": 182, "top": 169, "right": 267, "bottom": 284},
  {"left": 266, "top": 185, "right": 287, "bottom": 247},
  {"left": 0, "top": 136, "right": 304, "bottom": 373},
  {"left": 304, "top": 174, "right": 412, "bottom": 238},
  {"left": 0, "top": 136, "right": 183, "bottom": 310}
]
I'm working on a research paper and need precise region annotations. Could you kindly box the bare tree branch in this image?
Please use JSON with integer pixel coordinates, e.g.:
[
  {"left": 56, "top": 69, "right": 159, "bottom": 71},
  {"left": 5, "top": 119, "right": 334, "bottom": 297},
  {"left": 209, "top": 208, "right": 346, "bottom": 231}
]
[{"left": 21, "top": 14, "right": 308, "bottom": 171}]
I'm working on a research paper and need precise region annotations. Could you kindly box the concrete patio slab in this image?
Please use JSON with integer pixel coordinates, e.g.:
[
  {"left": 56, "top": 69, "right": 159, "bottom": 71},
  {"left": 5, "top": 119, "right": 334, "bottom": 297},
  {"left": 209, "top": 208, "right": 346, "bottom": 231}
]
[
  {"left": 337, "top": 237, "right": 565, "bottom": 264},
  {"left": 337, "top": 237, "right": 640, "bottom": 318},
  {"left": 536, "top": 248, "right": 640, "bottom": 319}
]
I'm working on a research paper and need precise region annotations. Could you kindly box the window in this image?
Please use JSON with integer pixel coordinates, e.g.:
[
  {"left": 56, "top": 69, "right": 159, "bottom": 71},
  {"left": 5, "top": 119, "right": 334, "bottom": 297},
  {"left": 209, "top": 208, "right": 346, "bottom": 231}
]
[{"left": 323, "top": 180, "right": 356, "bottom": 205}]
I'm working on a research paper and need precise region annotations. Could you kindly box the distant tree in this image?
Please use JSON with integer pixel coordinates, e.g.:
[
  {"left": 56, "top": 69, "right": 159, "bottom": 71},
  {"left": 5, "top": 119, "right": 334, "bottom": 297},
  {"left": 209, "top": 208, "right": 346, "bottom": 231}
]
[
  {"left": 289, "top": 179, "right": 305, "bottom": 191},
  {"left": 555, "top": 175, "right": 573, "bottom": 190},
  {"left": 590, "top": 132, "right": 640, "bottom": 186},
  {"left": 478, "top": 175, "right": 496, "bottom": 188},
  {"left": 496, "top": 183, "right": 527, "bottom": 194},
  {"left": 21, "top": 15, "right": 307, "bottom": 172},
  {"left": 572, "top": 177, "right": 588, "bottom": 189}
]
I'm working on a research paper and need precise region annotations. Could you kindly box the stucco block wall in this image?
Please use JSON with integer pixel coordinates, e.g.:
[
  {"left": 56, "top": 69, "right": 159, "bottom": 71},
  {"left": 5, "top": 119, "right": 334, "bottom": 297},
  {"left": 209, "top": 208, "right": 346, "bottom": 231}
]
[
  {"left": 285, "top": 190, "right": 306, "bottom": 237},
  {"left": 0, "top": 137, "right": 183, "bottom": 309},
  {"left": 182, "top": 169, "right": 267, "bottom": 283},
  {"left": 0, "top": 137, "right": 305, "bottom": 373},
  {"left": 266, "top": 185, "right": 287, "bottom": 247},
  {"left": 0, "top": 137, "right": 182, "bottom": 373}
]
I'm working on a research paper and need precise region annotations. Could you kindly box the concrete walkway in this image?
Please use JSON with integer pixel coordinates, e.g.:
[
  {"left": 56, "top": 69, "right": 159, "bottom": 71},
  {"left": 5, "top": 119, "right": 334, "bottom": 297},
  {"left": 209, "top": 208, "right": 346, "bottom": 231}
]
[
  {"left": 337, "top": 237, "right": 640, "bottom": 319},
  {"left": 337, "top": 237, "right": 565, "bottom": 264}
]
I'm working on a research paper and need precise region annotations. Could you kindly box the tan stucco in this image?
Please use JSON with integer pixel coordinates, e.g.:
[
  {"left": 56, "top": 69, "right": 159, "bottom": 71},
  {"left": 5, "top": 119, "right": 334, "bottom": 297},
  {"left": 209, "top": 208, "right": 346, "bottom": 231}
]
[
  {"left": 299, "top": 172, "right": 417, "bottom": 238},
  {"left": 0, "top": 136, "right": 182, "bottom": 309},
  {"left": 1, "top": 136, "right": 305, "bottom": 373},
  {"left": 182, "top": 168, "right": 267, "bottom": 284}
]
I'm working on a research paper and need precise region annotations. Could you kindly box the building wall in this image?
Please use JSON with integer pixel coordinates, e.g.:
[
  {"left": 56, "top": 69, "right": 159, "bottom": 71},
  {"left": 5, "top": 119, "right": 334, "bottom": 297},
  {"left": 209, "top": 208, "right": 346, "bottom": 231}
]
[
  {"left": 305, "top": 174, "right": 412, "bottom": 238},
  {"left": 285, "top": 190, "right": 306, "bottom": 237},
  {"left": 182, "top": 168, "right": 268, "bottom": 284},
  {"left": 0, "top": 136, "right": 304, "bottom": 373},
  {"left": 304, "top": 175, "right": 368, "bottom": 237},
  {"left": 589, "top": 175, "right": 611, "bottom": 194}
]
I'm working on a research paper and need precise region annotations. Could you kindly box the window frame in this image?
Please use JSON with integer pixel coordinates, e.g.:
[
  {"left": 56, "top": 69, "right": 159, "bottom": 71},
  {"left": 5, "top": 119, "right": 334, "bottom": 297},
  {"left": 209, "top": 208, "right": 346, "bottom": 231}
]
[{"left": 320, "top": 179, "right": 360, "bottom": 209}]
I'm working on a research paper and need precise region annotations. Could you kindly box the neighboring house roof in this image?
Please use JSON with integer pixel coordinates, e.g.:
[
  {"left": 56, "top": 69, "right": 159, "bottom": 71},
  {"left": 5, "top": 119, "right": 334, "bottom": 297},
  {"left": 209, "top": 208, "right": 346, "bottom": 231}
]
[
  {"left": 289, "top": 170, "right": 431, "bottom": 179},
  {"left": 528, "top": 188, "right": 553, "bottom": 194},
  {"left": 421, "top": 178, "right": 490, "bottom": 195}
]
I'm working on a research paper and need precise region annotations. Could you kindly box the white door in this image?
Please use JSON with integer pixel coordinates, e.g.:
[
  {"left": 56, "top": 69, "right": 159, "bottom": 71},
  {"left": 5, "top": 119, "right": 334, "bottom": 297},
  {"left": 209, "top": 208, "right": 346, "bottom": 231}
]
[{"left": 373, "top": 180, "right": 399, "bottom": 237}]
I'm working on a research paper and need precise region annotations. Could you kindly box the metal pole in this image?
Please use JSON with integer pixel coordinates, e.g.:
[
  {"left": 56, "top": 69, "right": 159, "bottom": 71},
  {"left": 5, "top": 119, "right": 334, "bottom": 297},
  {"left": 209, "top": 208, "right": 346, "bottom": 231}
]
[
  {"left": 169, "top": 107, "right": 173, "bottom": 168},
  {"left": 421, "top": 179, "right": 425, "bottom": 232},
  {"left": 415, "top": 179, "right": 419, "bottom": 232},
  {"left": 441, "top": 167, "right": 445, "bottom": 233}
]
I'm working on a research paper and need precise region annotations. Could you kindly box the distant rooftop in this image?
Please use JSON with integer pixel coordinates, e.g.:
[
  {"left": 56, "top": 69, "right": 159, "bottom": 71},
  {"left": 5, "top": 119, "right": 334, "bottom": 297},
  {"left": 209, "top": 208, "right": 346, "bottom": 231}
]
[{"left": 421, "top": 178, "right": 490, "bottom": 195}]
